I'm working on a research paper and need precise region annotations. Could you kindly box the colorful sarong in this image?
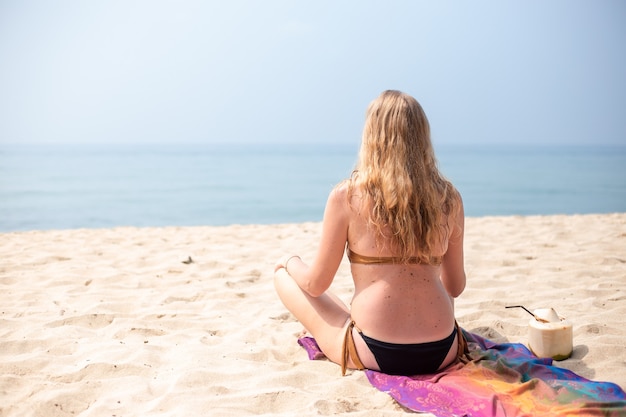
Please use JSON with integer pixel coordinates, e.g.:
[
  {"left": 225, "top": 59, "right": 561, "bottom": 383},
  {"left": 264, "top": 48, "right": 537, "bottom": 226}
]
[{"left": 298, "top": 329, "right": 626, "bottom": 416}]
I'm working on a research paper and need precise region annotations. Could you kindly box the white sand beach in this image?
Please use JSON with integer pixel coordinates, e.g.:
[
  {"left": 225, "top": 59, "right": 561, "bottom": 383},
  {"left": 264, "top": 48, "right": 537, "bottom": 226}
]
[{"left": 1, "top": 213, "right": 625, "bottom": 416}]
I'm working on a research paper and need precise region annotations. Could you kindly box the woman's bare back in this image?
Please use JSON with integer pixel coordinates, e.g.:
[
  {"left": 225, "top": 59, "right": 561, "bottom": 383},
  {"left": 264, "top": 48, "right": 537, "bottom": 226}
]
[{"left": 346, "top": 187, "right": 458, "bottom": 344}]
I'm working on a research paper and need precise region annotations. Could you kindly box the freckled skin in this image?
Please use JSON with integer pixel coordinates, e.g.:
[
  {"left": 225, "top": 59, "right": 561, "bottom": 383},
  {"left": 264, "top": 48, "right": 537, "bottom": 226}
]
[{"left": 274, "top": 181, "right": 466, "bottom": 372}]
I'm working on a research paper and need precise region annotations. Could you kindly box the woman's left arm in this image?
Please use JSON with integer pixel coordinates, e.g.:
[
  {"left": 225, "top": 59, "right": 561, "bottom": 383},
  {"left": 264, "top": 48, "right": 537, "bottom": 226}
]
[
  {"left": 275, "top": 186, "right": 349, "bottom": 297},
  {"left": 440, "top": 193, "right": 466, "bottom": 298}
]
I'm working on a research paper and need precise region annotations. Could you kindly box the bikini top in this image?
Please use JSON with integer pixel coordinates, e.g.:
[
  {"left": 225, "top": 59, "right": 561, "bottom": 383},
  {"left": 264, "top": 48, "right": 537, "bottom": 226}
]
[{"left": 347, "top": 248, "right": 442, "bottom": 266}]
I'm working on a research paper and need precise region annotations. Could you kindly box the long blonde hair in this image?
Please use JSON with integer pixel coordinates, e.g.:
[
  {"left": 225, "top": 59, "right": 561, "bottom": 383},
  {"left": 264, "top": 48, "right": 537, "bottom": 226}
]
[{"left": 350, "top": 90, "right": 459, "bottom": 261}]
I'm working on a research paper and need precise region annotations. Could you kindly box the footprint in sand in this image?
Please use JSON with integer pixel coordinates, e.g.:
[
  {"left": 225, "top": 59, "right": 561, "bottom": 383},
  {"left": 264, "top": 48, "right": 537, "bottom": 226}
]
[{"left": 47, "top": 313, "right": 115, "bottom": 329}]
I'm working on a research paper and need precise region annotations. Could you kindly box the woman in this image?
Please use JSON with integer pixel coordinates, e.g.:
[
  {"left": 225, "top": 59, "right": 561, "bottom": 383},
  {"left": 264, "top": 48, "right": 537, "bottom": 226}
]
[{"left": 274, "top": 90, "right": 467, "bottom": 376}]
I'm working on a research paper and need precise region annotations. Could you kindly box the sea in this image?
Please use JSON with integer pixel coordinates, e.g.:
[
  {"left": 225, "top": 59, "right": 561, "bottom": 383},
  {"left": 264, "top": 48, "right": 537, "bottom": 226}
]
[{"left": 1, "top": 142, "right": 625, "bottom": 232}]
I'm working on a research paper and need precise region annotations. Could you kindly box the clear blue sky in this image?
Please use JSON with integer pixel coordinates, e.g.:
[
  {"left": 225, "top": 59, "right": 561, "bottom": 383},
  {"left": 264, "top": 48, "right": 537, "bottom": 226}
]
[{"left": 1, "top": 1, "right": 624, "bottom": 146}]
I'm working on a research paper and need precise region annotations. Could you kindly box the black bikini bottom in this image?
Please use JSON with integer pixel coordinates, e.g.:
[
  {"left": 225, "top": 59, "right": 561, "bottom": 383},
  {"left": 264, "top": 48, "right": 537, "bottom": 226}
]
[
  {"left": 341, "top": 321, "right": 468, "bottom": 376},
  {"left": 360, "top": 326, "right": 457, "bottom": 376}
]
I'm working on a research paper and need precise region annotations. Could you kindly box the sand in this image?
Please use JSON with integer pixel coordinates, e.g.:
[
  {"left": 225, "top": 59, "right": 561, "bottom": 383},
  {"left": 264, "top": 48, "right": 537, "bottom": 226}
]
[{"left": 1, "top": 213, "right": 625, "bottom": 416}]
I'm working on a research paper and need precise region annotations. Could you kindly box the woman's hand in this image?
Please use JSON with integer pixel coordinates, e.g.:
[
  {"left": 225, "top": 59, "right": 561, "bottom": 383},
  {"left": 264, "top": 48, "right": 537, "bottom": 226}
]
[
  {"left": 274, "top": 257, "right": 287, "bottom": 273},
  {"left": 274, "top": 255, "right": 300, "bottom": 274}
]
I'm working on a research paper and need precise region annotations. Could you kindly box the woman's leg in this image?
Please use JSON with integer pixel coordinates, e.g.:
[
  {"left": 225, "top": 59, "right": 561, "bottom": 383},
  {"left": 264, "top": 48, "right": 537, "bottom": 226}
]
[{"left": 273, "top": 268, "right": 350, "bottom": 365}]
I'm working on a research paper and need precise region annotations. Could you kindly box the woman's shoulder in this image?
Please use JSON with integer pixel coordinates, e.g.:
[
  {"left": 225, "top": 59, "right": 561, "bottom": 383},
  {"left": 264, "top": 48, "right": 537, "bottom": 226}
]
[
  {"left": 329, "top": 178, "right": 364, "bottom": 215},
  {"left": 331, "top": 178, "right": 352, "bottom": 196},
  {"left": 443, "top": 182, "right": 463, "bottom": 212},
  {"left": 450, "top": 186, "right": 464, "bottom": 213},
  {"left": 333, "top": 177, "right": 369, "bottom": 203}
]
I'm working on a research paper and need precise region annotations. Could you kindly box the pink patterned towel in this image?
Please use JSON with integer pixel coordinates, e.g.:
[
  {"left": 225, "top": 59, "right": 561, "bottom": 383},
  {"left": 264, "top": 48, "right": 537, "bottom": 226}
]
[{"left": 298, "top": 329, "right": 626, "bottom": 416}]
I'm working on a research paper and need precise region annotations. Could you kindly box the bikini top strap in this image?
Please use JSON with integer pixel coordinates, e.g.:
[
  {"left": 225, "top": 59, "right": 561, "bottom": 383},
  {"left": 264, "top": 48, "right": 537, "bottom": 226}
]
[{"left": 347, "top": 248, "right": 442, "bottom": 266}]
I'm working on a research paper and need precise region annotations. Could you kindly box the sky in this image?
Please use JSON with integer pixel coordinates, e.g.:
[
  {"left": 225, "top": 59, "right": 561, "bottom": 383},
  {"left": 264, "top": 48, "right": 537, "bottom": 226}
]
[{"left": 1, "top": 1, "right": 625, "bottom": 146}]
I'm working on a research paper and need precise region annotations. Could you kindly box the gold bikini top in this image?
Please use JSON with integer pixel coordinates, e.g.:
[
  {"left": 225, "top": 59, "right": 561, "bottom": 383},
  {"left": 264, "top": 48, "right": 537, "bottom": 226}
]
[{"left": 347, "top": 248, "right": 442, "bottom": 266}]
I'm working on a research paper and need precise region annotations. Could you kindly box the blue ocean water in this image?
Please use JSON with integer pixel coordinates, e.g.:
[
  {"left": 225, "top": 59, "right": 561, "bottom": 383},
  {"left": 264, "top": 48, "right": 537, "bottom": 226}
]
[{"left": 1, "top": 143, "right": 625, "bottom": 232}]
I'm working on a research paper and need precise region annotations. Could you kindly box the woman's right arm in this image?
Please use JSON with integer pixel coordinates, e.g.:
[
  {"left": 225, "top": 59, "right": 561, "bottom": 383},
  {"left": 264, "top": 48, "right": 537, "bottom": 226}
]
[
  {"left": 440, "top": 194, "right": 466, "bottom": 298},
  {"left": 275, "top": 185, "right": 349, "bottom": 298}
]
